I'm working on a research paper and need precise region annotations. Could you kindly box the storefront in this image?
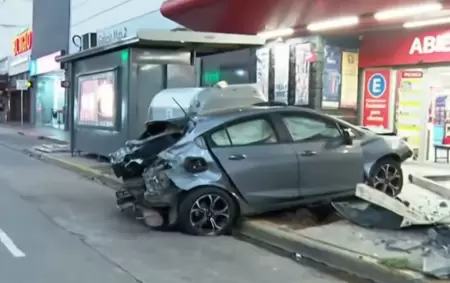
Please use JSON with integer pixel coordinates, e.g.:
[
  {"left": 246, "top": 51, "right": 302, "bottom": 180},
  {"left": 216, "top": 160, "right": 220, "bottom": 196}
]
[
  {"left": 359, "top": 27, "right": 450, "bottom": 162},
  {"left": 7, "top": 29, "right": 33, "bottom": 123},
  {"left": 0, "top": 58, "right": 8, "bottom": 123},
  {"left": 29, "top": 51, "right": 66, "bottom": 130}
]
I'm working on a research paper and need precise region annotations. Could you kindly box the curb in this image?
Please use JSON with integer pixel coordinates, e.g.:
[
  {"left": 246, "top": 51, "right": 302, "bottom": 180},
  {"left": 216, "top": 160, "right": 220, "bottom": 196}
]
[
  {"left": 238, "top": 220, "right": 426, "bottom": 283},
  {"left": 409, "top": 174, "right": 450, "bottom": 200},
  {"left": 22, "top": 148, "right": 122, "bottom": 190}
]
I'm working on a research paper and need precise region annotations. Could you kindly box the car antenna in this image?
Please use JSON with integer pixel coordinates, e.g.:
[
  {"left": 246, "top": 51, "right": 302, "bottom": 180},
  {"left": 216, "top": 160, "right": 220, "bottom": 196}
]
[{"left": 172, "top": 97, "right": 196, "bottom": 124}]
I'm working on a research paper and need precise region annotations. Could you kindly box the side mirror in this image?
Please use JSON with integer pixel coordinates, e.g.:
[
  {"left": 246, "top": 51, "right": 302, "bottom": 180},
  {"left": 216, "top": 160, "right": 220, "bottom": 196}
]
[{"left": 342, "top": 129, "right": 354, "bottom": 145}]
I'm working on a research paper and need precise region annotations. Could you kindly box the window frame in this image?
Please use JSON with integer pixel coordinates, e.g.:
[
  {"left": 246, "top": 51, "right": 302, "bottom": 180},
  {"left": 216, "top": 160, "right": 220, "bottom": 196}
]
[
  {"left": 205, "top": 114, "right": 281, "bottom": 148},
  {"left": 273, "top": 111, "right": 345, "bottom": 144}
]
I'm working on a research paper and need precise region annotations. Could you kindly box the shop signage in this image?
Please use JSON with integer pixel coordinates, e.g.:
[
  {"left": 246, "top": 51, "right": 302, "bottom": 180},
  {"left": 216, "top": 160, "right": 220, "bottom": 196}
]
[
  {"left": 362, "top": 70, "right": 391, "bottom": 129},
  {"left": 360, "top": 28, "right": 450, "bottom": 67},
  {"left": 97, "top": 27, "right": 128, "bottom": 46},
  {"left": 322, "top": 45, "right": 342, "bottom": 109},
  {"left": 12, "top": 29, "right": 32, "bottom": 56},
  {"left": 95, "top": 12, "right": 179, "bottom": 48},
  {"left": 16, "top": 80, "right": 30, "bottom": 90},
  {"left": 30, "top": 51, "right": 62, "bottom": 76}
]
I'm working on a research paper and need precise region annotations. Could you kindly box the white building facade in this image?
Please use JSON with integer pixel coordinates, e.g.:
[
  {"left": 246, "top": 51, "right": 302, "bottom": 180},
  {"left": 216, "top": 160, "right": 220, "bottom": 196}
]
[
  {"left": 0, "top": 0, "right": 32, "bottom": 59},
  {"left": 69, "top": 0, "right": 180, "bottom": 53}
]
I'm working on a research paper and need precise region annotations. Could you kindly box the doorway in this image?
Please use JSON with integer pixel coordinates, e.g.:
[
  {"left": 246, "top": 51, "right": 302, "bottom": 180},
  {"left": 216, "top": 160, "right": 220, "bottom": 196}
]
[
  {"left": 8, "top": 90, "right": 30, "bottom": 123},
  {"left": 425, "top": 67, "right": 450, "bottom": 162}
]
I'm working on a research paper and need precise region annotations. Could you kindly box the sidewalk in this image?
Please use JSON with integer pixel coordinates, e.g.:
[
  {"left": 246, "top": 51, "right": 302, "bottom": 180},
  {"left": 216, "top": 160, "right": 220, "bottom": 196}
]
[
  {"left": 4, "top": 133, "right": 450, "bottom": 283},
  {"left": 0, "top": 123, "right": 69, "bottom": 144}
]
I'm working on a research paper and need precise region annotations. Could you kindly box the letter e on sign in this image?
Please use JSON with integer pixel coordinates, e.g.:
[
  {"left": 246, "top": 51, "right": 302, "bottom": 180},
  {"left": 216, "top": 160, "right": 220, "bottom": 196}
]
[{"left": 368, "top": 73, "right": 387, "bottom": 98}]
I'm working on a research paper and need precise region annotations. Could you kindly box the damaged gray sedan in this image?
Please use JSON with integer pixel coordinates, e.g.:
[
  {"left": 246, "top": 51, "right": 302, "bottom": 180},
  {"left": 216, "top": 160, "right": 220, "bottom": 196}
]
[{"left": 116, "top": 106, "right": 413, "bottom": 236}]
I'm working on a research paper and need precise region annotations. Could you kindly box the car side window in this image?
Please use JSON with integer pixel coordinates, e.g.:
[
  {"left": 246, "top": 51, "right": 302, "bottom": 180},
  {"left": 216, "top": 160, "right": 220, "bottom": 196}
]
[
  {"left": 211, "top": 118, "right": 278, "bottom": 147},
  {"left": 281, "top": 115, "right": 341, "bottom": 142}
]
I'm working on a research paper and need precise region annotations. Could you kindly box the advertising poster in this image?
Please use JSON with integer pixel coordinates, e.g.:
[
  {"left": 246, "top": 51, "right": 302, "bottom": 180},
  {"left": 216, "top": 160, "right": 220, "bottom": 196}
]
[
  {"left": 273, "top": 43, "right": 290, "bottom": 104},
  {"left": 340, "top": 51, "right": 359, "bottom": 109},
  {"left": 78, "top": 71, "right": 116, "bottom": 127},
  {"left": 256, "top": 46, "right": 270, "bottom": 100},
  {"left": 396, "top": 70, "right": 423, "bottom": 152},
  {"left": 362, "top": 70, "right": 391, "bottom": 129},
  {"left": 322, "top": 46, "right": 342, "bottom": 109},
  {"left": 293, "top": 42, "right": 312, "bottom": 105}
]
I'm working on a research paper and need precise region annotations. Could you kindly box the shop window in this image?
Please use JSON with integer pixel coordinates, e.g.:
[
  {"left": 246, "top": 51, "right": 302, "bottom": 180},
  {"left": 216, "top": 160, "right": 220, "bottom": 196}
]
[
  {"left": 202, "top": 66, "right": 250, "bottom": 86},
  {"left": 201, "top": 49, "right": 254, "bottom": 87},
  {"left": 35, "top": 71, "right": 66, "bottom": 128}
]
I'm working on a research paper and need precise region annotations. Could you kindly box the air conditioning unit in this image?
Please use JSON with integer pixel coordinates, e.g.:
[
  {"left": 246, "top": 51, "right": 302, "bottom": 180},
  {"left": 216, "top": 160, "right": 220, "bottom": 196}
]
[{"left": 82, "top": 33, "right": 97, "bottom": 50}]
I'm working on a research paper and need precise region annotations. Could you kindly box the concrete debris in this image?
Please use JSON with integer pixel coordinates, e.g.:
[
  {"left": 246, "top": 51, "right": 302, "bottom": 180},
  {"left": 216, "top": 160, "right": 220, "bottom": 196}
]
[
  {"left": 331, "top": 200, "right": 404, "bottom": 229},
  {"left": 385, "top": 239, "right": 424, "bottom": 253},
  {"left": 34, "top": 144, "right": 69, "bottom": 153},
  {"left": 422, "top": 249, "right": 450, "bottom": 279},
  {"left": 332, "top": 181, "right": 450, "bottom": 278}
]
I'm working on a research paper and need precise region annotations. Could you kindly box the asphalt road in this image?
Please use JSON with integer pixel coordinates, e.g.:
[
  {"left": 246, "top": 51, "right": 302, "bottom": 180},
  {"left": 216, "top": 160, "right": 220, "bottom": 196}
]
[{"left": 0, "top": 130, "right": 349, "bottom": 283}]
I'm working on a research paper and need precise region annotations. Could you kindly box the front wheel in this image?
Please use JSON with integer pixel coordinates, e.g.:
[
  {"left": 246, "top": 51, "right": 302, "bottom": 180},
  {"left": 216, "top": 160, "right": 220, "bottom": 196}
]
[
  {"left": 368, "top": 158, "right": 403, "bottom": 197},
  {"left": 178, "top": 187, "right": 238, "bottom": 236}
]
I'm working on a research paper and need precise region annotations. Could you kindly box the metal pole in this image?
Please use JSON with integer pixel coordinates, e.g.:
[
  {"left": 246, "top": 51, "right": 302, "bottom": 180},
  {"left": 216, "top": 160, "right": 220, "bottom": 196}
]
[{"left": 20, "top": 90, "right": 23, "bottom": 125}]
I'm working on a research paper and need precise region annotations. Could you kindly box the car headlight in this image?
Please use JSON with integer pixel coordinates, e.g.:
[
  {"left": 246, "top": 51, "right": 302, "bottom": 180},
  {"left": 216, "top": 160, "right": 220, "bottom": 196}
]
[{"left": 401, "top": 140, "right": 413, "bottom": 152}]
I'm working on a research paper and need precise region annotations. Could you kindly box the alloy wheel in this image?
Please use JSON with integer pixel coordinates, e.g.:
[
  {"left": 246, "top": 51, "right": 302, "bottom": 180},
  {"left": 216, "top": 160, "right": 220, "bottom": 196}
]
[
  {"left": 371, "top": 164, "right": 402, "bottom": 196},
  {"left": 189, "top": 194, "right": 230, "bottom": 235}
]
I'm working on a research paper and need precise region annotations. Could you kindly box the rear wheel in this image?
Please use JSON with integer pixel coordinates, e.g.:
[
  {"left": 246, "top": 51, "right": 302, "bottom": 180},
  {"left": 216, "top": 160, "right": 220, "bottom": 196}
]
[
  {"left": 368, "top": 158, "right": 403, "bottom": 197},
  {"left": 178, "top": 187, "right": 238, "bottom": 236}
]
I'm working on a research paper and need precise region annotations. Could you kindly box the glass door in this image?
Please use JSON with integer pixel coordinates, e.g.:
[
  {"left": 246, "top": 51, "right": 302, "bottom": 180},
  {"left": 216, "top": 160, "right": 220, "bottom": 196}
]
[{"left": 424, "top": 67, "right": 450, "bottom": 162}]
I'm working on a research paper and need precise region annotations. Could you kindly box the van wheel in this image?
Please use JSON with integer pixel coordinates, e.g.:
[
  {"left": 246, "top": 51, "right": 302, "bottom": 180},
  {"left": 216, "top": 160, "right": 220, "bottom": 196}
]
[
  {"left": 178, "top": 187, "right": 238, "bottom": 236},
  {"left": 368, "top": 158, "right": 403, "bottom": 197}
]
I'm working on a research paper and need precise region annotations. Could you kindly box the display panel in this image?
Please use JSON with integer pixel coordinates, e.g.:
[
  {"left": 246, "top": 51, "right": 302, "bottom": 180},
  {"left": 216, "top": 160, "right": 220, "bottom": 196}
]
[{"left": 77, "top": 71, "right": 116, "bottom": 127}]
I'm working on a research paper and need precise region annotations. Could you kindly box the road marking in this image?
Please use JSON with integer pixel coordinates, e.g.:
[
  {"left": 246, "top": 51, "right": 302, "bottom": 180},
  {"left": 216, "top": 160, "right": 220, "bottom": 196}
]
[{"left": 0, "top": 228, "right": 25, "bottom": 257}]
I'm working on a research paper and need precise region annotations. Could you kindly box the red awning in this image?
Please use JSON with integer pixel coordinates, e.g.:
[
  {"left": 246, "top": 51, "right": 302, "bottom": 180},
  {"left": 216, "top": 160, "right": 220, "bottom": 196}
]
[{"left": 161, "top": 0, "right": 432, "bottom": 34}]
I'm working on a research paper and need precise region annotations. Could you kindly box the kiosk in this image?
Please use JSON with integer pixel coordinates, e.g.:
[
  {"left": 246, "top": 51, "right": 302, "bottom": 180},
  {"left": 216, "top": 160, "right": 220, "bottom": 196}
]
[{"left": 56, "top": 30, "right": 264, "bottom": 156}]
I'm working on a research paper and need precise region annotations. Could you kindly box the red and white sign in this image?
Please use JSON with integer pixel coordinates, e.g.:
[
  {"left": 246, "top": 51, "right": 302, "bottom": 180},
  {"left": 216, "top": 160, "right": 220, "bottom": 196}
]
[
  {"left": 359, "top": 28, "right": 450, "bottom": 67},
  {"left": 362, "top": 69, "right": 391, "bottom": 129}
]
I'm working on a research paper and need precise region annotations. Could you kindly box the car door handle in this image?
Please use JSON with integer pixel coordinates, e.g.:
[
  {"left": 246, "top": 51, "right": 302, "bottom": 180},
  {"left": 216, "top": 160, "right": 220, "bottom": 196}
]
[
  {"left": 300, "top": 150, "right": 316, "bottom": 157},
  {"left": 228, "top": 154, "right": 246, "bottom": 160}
]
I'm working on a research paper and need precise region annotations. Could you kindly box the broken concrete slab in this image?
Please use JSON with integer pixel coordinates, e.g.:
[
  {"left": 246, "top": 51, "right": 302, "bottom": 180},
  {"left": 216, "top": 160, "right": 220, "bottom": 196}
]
[
  {"left": 354, "top": 183, "right": 450, "bottom": 227},
  {"left": 332, "top": 200, "right": 405, "bottom": 229},
  {"left": 34, "top": 143, "right": 70, "bottom": 153},
  {"left": 422, "top": 249, "right": 450, "bottom": 279}
]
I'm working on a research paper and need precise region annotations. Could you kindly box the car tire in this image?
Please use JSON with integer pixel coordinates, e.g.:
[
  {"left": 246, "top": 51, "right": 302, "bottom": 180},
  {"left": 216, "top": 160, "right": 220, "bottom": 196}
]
[
  {"left": 368, "top": 158, "right": 403, "bottom": 197},
  {"left": 178, "top": 187, "right": 238, "bottom": 236}
]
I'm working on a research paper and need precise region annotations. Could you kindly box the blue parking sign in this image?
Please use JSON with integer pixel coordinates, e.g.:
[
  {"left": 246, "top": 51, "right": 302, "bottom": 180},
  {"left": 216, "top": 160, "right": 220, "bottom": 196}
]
[{"left": 368, "top": 73, "right": 386, "bottom": 98}]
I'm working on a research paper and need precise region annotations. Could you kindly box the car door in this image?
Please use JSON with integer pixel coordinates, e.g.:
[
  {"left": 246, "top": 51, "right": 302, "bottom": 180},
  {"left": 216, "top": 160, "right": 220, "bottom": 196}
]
[
  {"left": 278, "top": 113, "right": 364, "bottom": 196},
  {"left": 207, "top": 116, "right": 300, "bottom": 205}
]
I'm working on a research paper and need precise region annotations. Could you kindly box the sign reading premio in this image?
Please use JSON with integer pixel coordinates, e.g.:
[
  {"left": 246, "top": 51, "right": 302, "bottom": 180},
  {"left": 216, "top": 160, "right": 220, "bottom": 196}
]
[{"left": 12, "top": 29, "right": 32, "bottom": 56}]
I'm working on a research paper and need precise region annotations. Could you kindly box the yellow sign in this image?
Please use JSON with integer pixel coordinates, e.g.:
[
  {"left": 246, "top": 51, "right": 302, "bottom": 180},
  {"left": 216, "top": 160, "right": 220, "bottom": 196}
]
[
  {"left": 340, "top": 52, "right": 359, "bottom": 108},
  {"left": 396, "top": 70, "right": 423, "bottom": 150},
  {"left": 12, "top": 29, "right": 32, "bottom": 56}
]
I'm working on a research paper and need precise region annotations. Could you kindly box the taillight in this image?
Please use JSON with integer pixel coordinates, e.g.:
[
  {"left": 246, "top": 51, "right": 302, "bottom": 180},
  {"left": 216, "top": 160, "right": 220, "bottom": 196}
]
[{"left": 183, "top": 157, "right": 208, "bottom": 173}]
